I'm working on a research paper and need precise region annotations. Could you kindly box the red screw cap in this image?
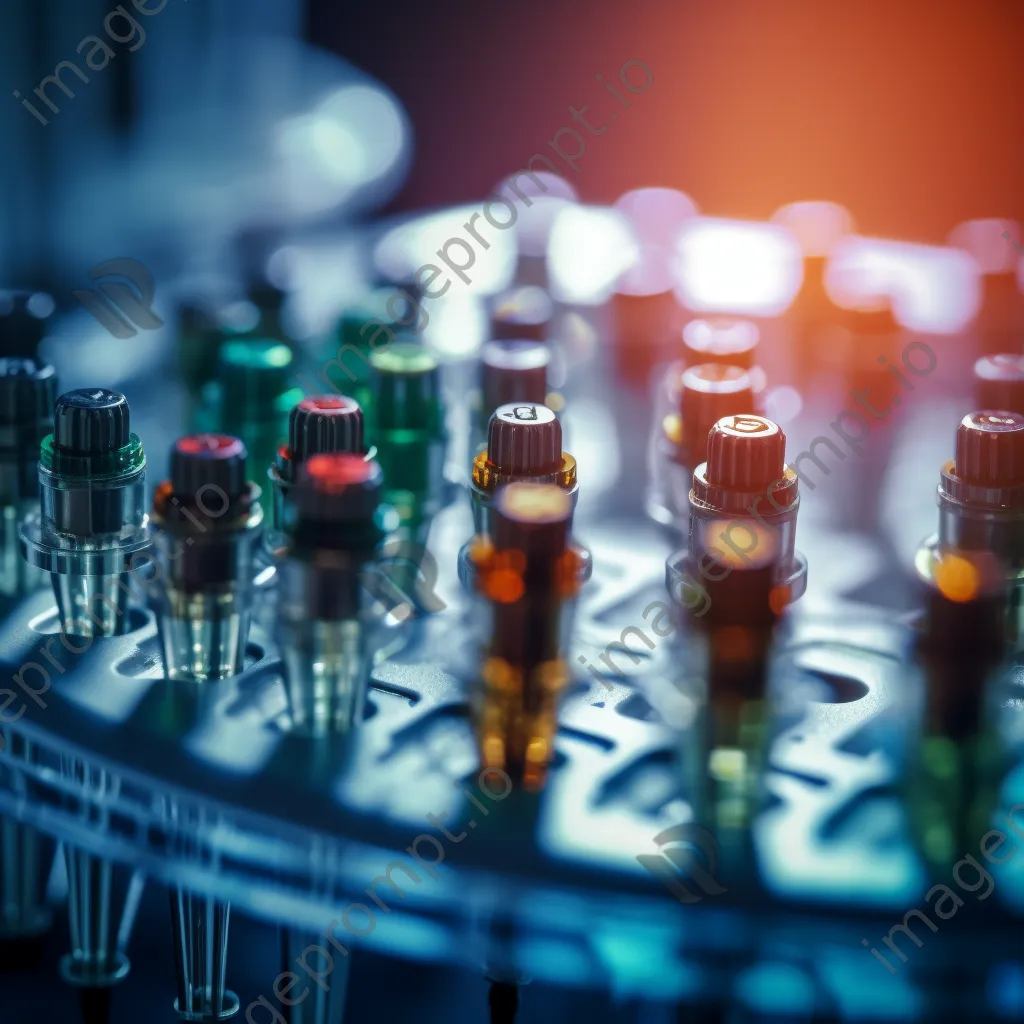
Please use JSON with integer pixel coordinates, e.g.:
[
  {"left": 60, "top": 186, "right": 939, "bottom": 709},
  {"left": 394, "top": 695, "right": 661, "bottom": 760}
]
[{"left": 706, "top": 415, "right": 786, "bottom": 491}]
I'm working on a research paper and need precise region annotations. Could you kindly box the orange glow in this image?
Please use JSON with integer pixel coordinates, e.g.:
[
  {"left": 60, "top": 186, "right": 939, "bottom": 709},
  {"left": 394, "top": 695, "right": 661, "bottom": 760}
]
[
  {"left": 714, "top": 626, "right": 755, "bottom": 663},
  {"left": 662, "top": 413, "right": 683, "bottom": 445},
  {"left": 501, "top": 482, "right": 571, "bottom": 522},
  {"left": 553, "top": 549, "right": 583, "bottom": 598},
  {"left": 482, "top": 657, "right": 520, "bottom": 694},
  {"left": 305, "top": 453, "right": 376, "bottom": 492},
  {"left": 934, "top": 554, "right": 980, "bottom": 603},
  {"left": 469, "top": 535, "right": 494, "bottom": 565},
  {"left": 482, "top": 735, "right": 506, "bottom": 770},
  {"left": 704, "top": 518, "right": 780, "bottom": 570},
  {"left": 769, "top": 584, "right": 792, "bottom": 617},
  {"left": 483, "top": 568, "right": 524, "bottom": 603},
  {"left": 496, "top": 549, "right": 526, "bottom": 574},
  {"left": 153, "top": 480, "right": 173, "bottom": 504}
]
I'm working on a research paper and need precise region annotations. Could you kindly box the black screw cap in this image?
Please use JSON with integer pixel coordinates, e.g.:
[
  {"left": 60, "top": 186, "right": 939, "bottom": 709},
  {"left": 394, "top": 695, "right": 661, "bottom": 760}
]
[
  {"left": 0, "top": 358, "right": 57, "bottom": 432},
  {"left": 53, "top": 388, "right": 130, "bottom": 454},
  {"left": 294, "top": 454, "right": 383, "bottom": 524},
  {"left": 288, "top": 395, "right": 364, "bottom": 463},
  {"left": 170, "top": 434, "right": 248, "bottom": 506}
]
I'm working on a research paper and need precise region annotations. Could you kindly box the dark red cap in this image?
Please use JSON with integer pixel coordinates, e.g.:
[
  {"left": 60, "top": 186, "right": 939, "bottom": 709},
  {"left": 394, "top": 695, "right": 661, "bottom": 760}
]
[
  {"left": 487, "top": 403, "right": 562, "bottom": 476},
  {"left": 706, "top": 415, "right": 787, "bottom": 491},
  {"left": 974, "top": 355, "right": 1024, "bottom": 417},
  {"left": 682, "top": 318, "right": 759, "bottom": 369},
  {"left": 490, "top": 286, "right": 553, "bottom": 342},
  {"left": 491, "top": 482, "right": 572, "bottom": 587},
  {"left": 294, "top": 453, "right": 382, "bottom": 522},
  {"left": 954, "top": 411, "right": 1024, "bottom": 487},
  {"left": 481, "top": 340, "right": 550, "bottom": 416},
  {"left": 681, "top": 364, "right": 755, "bottom": 460}
]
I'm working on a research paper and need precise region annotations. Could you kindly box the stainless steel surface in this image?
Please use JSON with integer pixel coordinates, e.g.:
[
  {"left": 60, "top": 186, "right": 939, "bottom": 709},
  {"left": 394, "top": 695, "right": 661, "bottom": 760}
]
[
  {"left": 0, "top": 503, "right": 45, "bottom": 599},
  {"left": 157, "top": 589, "right": 250, "bottom": 683},
  {"left": 59, "top": 753, "right": 142, "bottom": 988},
  {"left": 0, "top": 812, "right": 54, "bottom": 940},
  {"left": 170, "top": 887, "right": 237, "bottom": 1021},
  {"left": 279, "top": 613, "right": 370, "bottom": 738},
  {"left": 53, "top": 572, "right": 135, "bottom": 639},
  {"left": 280, "top": 928, "right": 351, "bottom": 1024}
]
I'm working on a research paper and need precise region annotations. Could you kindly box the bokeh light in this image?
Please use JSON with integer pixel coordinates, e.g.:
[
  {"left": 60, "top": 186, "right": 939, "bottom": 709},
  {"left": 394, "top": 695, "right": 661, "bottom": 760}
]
[
  {"left": 771, "top": 201, "right": 855, "bottom": 258},
  {"left": 276, "top": 84, "right": 408, "bottom": 217},
  {"left": 614, "top": 187, "right": 699, "bottom": 296},
  {"left": 374, "top": 205, "right": 517, "bottom": 296},
  {"left": 948, "top": 218, "right": 1020, "bottom": 275},
  {"left": 547, "top": 205, "right": 638, "bottom": 305},
  {"left": 826, "top": 236, "right": 981, "bottom": 333},
  {"left": 493, "top": 171, "right": 578, "bottom": 258},
  {"left": 671, "top": 218, "right": 804, "bottom": 315}
]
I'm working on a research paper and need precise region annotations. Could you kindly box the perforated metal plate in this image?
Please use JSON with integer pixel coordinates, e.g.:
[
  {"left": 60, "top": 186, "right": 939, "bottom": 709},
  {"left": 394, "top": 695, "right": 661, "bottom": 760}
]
[{"left": 1, "top": 348, "right": 1022, "bottom": 1020}]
